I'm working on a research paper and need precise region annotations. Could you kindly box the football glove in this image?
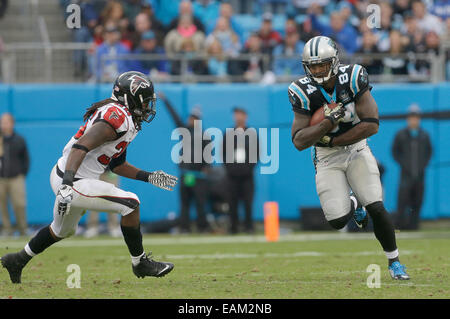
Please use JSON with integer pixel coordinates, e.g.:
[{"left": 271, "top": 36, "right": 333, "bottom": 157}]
[
  {"left": 324, "top": 102, "right": 346, "bottom": 125},
  {"left": 148, "top": 170, "right": 178, "bottom": 191},
  {"left": 319, "top": 135, "right": 334, "bottom": 147},
  {"left": 56, "top": 184, "right": 74, "bottom": 216}
]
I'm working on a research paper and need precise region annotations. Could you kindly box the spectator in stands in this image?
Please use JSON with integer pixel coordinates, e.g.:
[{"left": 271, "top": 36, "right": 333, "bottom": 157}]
[
  {"left": 393, "top": 0, "right": 412, "bottom": 19},
  {"left": 130, "top": 30, "right": 169, "bottom": 79},
  {"left": 206, "top": 37, "right": 227, "bottom": 78},
  {"left": 99, "top": 0, "right": 125, "bottom": 26},
  {"left": 151, "top": 0, "right": 181, "bottom": 27},
  {"left": 383, "top": 30, "right": 408, "bottom": 75},
  {"left": 257, "top": 12, "right": 283, "bottom": 55},
  {"left": 308, "top": 4, "right": 359, "bottom": 55},
  {"left": 206, "top": 16, "right": 241, "bottom": 57},
  {"left": 0, "top": 0, "right": 7, "bottom": 19},
  {"left": 193, "top": 0, "right": 221, "bottom": 32},
  {"left": 239, "top": 33, "right": 267, "bottom": 82},
  {"left": 392, "top": 104, "right": 432, "bottom": 230},
  {"left": 272, "top": 28, "right": 305, "bottom": 77},
  {"left": 357, "top": 30, "right": 383, "bottom": 75},
  {"left": 170, "top": 37, "right": 208, "bottom": 76},
  {"left": 412, "top": 0, "right": 444, "bottom": 36},
  {"left": 425, "top": 30, "right": 441, "bottom": 55},
  {"left": 167, "top": 0, "right": 205, "bottom": 34},
  {"left": 84, "top": 169, "right": 122, "bottom": 238},
  {"left": 207, "top": 1, "right": 244, "bottom": 44},
  {"left": 132, "top": 12, "right": 165, "bottom": 49},
  {"left": 165, "top": 14, "right": 206, "bottom": 55},
  {"left": 401, "top": 15, "right": 428, "bottom": 76},
  {"left": 94, "top": 23, "right": 130, "bottom": 82},
  {"left": 0, "top": 113, "right": 30, "bottom": 237},
  {"left": 297, "top": 15, "right": 319, "bottom": 43}
]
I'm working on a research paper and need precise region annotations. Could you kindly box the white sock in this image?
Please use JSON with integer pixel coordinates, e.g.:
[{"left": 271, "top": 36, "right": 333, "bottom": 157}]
[
  {"left": 24, "top": 244, "right": 36, "bottom": 257},
  {"left": 385, "top": 249, "right": 399, "bottom": 260},
  {"left": 131, "top": 252, "right": 145, "bottom": 266}
]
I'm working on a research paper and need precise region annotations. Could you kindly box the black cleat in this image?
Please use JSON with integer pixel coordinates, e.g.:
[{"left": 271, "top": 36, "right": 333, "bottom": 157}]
[
  {"left": 132, "top": 252, "right": 174, "bottom": 278},
  {"left": 1, "top": 253, "right": 29, "bottom": 284}
]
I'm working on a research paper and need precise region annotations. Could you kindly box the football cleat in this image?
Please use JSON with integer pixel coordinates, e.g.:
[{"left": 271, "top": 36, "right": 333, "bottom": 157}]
[
  {"left": 350, "top": 193, "right": 368, "bottom": 229},
  {"left": 1, "top": 253, "right": 28, "bottom": 284},
  {"left": 132, "top": 252, "right": 174, "bottom": 278},
  {"left": 389, "top": 261, "right": 410, "bottom": 280}
]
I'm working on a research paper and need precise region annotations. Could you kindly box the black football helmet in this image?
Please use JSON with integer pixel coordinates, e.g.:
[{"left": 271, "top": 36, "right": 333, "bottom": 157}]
[{"left": 112, "top": 71, "right": 156, "bottom": 130}]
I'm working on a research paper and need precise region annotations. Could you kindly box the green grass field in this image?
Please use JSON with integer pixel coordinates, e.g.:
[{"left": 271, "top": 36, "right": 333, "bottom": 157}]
[{"left": 0, "top": 231, "right": 449, "bottom": 299}]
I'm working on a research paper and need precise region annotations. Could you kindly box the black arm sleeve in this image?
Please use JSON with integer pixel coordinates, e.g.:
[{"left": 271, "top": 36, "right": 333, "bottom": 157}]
[{"left": 109, "top": 149, "right": 127, "bottom": 171}]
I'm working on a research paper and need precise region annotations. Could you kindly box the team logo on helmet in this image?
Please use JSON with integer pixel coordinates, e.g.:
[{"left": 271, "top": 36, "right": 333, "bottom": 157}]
[{"left": 128, "top": 74, "right": 150, "bottom": 96}]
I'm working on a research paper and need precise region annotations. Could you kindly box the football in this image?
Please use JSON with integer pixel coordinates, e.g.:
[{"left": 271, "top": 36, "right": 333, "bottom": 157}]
[{"left": 309, "top": 102, "right": 339, "bottom": 126}]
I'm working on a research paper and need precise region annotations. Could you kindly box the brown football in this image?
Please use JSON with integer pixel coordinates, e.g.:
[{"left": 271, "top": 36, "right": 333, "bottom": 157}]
[{"left": 309, "top": 102, "right": 339, "bottom": 126}]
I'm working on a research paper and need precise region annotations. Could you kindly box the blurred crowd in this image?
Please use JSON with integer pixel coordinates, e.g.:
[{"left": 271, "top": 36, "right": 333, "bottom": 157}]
[
  {"left": 57, "top": 0, "right": 450, "bottom": 82},
  {"left": 56, "top": 0, "right": 450, "bottom": 83}
]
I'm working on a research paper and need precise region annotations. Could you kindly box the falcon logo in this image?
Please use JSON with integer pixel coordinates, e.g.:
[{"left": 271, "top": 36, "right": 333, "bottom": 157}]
[
  {"left": 128, "top": 74, "right": 150, "bottom": 96},
  {"left": 108, "top": 110, "right": 120, "bottom": 120}
]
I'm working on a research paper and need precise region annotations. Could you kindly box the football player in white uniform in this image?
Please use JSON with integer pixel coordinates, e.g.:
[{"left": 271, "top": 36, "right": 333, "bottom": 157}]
[
  {"left": 289, "top": 36, "right": 410, "bottom": 280},
  {"left": 1, "top": 71, "right": 178, "bottom": 283}
]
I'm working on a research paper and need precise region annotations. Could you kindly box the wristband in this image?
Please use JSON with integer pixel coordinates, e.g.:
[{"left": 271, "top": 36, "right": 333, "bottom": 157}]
[
  {"left": 62, "top": 170, "right": 75, "bottom": 186},
  {"left": 72, "top": 144, "right": 90, "bottom": 152},
  {"left": 136, "top": 170, "right": 151, "bottom": 182}
]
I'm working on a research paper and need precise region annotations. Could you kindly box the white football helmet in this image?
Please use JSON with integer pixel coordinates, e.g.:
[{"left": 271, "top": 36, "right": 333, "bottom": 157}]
[{"left": 302, "top": 36, "right": 340, "bottom": 84}]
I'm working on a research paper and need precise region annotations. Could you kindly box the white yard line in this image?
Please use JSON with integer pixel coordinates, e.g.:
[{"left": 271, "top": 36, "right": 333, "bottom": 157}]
[{"left": 1, "top": 231, "right": 448, "bottom": 249}]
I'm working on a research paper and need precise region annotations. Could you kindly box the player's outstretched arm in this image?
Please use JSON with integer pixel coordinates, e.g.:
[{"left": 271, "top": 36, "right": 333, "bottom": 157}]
[
  {"left": 330, "top": 90, "right": 379, "bottom": 147},
  {"left": 111, "top": 161, "right": 178, "bottom": 191},
  {"left": 291, "top": 112, "right": 334, "bottom": 151}
]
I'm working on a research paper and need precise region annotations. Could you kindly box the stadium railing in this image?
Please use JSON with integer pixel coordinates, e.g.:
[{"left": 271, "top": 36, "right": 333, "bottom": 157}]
[{"left": 0, "top": 42, "right": 448, "bottom": 83}]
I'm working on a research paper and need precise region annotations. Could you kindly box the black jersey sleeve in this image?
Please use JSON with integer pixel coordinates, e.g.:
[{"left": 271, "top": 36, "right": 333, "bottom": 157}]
[
  {"left": 288, "top": 81, "right": 313, "bottom": 116},
  {"left": 350, "top": 64, "right": 372, "bottom": 102}
]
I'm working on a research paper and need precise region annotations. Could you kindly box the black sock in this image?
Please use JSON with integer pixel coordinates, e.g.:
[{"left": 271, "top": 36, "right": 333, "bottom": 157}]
[
  {"left": 28, "top": 225, "right": 58, "bottom": 255},
  {"left": 120, "top": 224, "right": 144, "bottom": 257},
  {"left": 366, "top": 202, "right": 398, "bottom": 259}
]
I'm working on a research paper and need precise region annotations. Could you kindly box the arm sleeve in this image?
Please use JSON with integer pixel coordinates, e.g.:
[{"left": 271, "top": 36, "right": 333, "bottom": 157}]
[
  {"left": 288, "top": 83, "right": 312, "bottom": 116},
  {"left": 109, "top": 149, "right": 127, "bottom": 171},
  {"left": 351, "top": 64, "right": 372, "bottom": 102}
]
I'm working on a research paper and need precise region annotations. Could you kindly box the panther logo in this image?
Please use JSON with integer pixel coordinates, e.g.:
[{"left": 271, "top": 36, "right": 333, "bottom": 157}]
[{"left": 128, "top": 74, "right": 150, "bottom": 96}]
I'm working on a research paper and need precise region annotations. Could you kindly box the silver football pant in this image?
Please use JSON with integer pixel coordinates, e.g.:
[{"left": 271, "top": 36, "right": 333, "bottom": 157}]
[{"left": 313, "top": 139, "right": 382, "bottom": 222}]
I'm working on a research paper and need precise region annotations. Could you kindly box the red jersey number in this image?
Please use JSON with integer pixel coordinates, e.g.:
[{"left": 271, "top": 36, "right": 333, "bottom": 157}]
[{"left": 97, "top": 141, "right": 129, "bottom": 166}]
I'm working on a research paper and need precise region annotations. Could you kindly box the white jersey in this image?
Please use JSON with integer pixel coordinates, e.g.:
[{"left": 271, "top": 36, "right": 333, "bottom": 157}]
[{"left": 57, "top": 102, "right": 138, "bottom": 179}]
